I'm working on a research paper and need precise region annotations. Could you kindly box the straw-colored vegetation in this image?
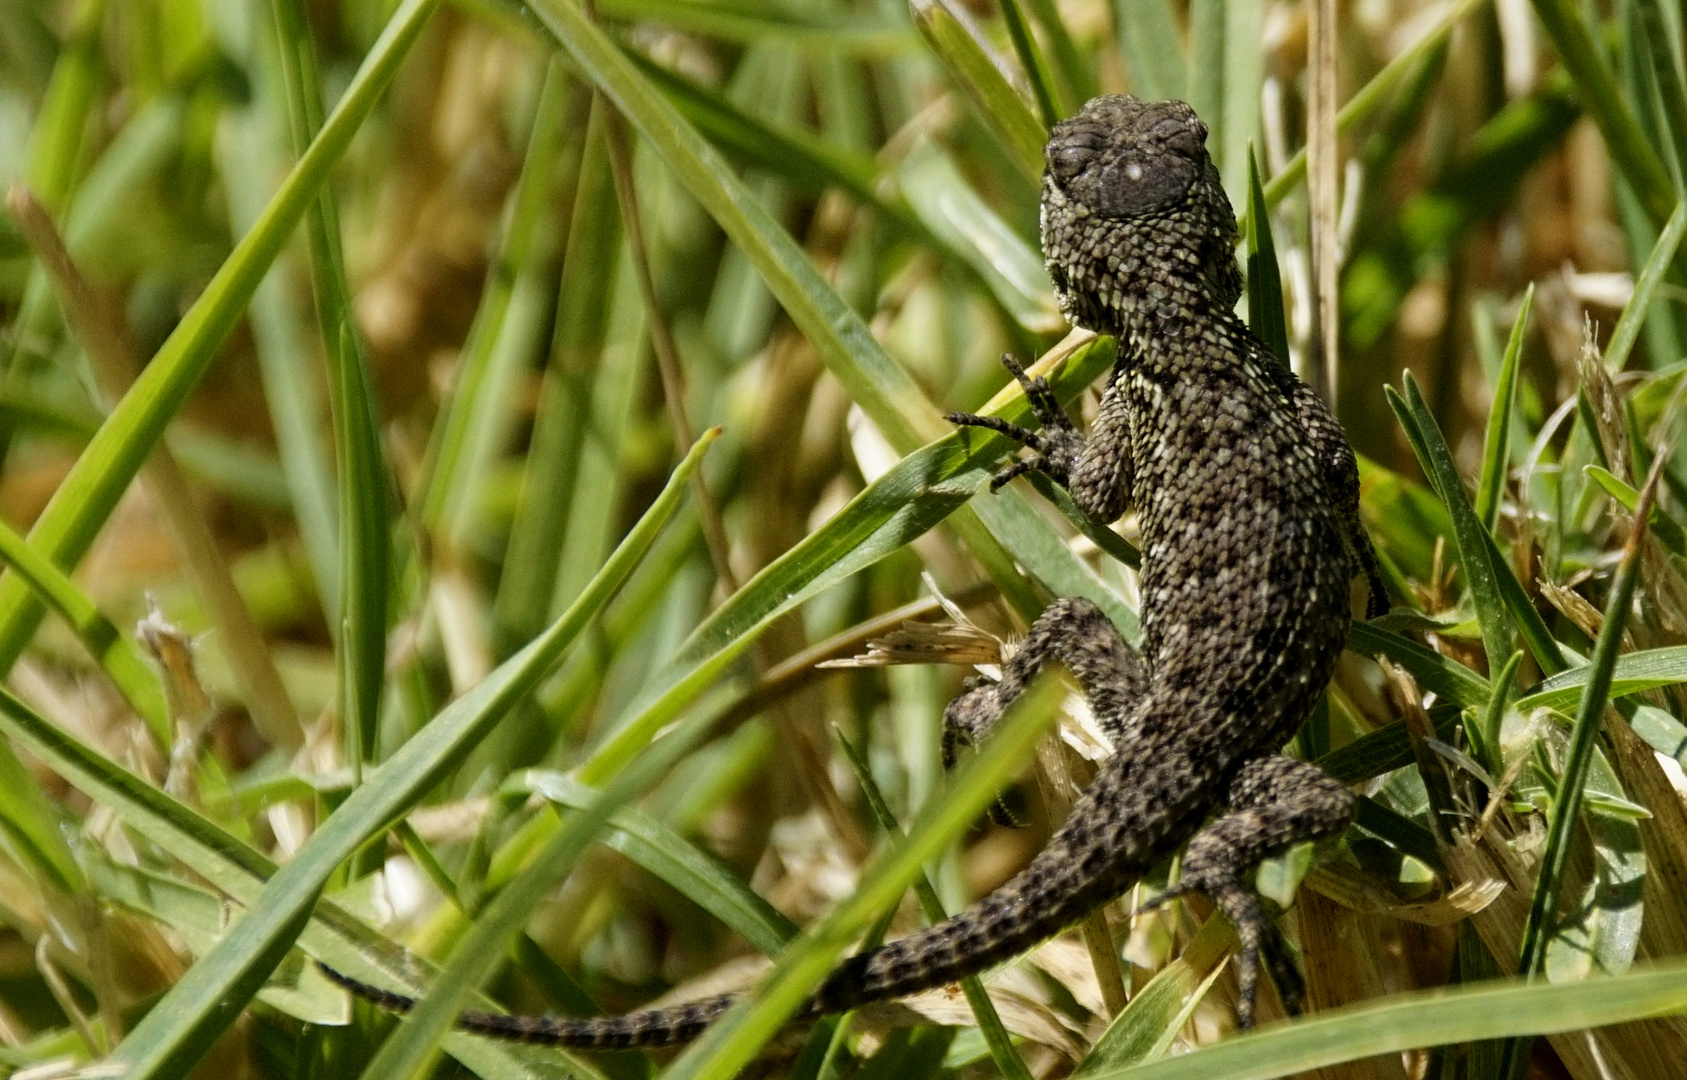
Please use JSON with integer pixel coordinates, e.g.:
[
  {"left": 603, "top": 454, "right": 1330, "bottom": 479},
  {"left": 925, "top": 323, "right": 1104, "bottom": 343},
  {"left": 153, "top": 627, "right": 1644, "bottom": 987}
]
[{"left": 2, "top": 0, "right": 1687, "bottom": 1076}]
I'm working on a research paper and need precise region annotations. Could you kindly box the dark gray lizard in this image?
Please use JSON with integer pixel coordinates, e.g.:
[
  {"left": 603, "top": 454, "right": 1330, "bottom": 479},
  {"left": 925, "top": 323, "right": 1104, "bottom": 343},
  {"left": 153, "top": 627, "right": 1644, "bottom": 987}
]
[{"left": 324, "top": 94, "right": 1385, "bottom": 1047}]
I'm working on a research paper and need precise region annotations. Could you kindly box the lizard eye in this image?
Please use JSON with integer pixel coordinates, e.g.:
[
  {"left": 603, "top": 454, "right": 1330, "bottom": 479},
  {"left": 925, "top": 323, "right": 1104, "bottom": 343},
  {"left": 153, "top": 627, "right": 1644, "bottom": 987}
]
[{"left": 1049, "top": 143, "right": 1090, "bottom": 183}]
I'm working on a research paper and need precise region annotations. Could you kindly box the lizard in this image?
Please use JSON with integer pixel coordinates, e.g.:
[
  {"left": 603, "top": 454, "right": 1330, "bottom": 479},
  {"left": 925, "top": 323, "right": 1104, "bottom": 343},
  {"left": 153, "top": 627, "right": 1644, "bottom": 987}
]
[{"left": 323, "top": 94, "right": 1386, "bottom": 1048}]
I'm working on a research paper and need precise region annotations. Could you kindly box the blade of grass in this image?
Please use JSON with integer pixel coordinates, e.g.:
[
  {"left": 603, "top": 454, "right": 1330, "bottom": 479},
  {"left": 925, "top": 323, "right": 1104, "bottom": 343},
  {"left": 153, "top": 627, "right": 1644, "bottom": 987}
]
[
  {"left": 996, "top": 0, "right": 1064, "bottom": 125},
  {"left": 515, "top": 771, "right": 798, "bottom": 955},
  {"left": 1474, "top": 285, "right": 1532, "bottom": 532},
  {"left": 1605, "top": 198, "right": 1687, "bottom": 372},
  {"left": 0, "top": 0, "right": 442, "bottom": 679},
  {"left": 0, "top": 515, "right": 167, "bottom": 744},
  {"left": 655, "top": 677, "right": 1066, "bottom": 1080},
  {"left": 1245, "top": 145, "right": 1290, "bottom": 367},
  {"left": 1072, "top": 955, "right": 1687, "bottom": 1080},
  {"left": 0, "top": 682, "right": 601, "bottom": 1080},
  {"left": 1529, "top": 0, "right": 1676, "bottom": 227},
  {"left": 1499, "top": 456, "right": 1664, "bottom": 1078},
  {"left": 269, "top": 0, "right": 393, "bottom": 771},
  {"left": 908, "top": 0, "right": 1047, "bottom": 180},
  {"left": 835, "top": 731, "right": 1034, "bottom": 1080},
  {"left": 355, "top": 710, "right": 715, "bottom": 1080},
  {"left": 102, "top": 431, "right": 713, "bottom": 1080},
  {"left": 1387, "top": 375, "right": 1516, "bottom": 679}
]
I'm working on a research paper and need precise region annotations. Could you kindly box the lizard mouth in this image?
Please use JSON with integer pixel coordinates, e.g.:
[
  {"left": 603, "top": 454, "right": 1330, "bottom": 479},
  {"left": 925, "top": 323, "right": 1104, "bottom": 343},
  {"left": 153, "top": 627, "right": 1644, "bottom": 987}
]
[{"left": 1043, "top": 95, "right": 1207, "bottom": 220}]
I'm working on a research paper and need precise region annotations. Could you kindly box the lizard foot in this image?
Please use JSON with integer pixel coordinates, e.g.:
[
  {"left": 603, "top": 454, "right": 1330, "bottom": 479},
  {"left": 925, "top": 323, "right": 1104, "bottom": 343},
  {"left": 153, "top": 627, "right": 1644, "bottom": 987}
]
[
  {"left": 947, "top": 354, "right": 1086, "bottom": 491},
  {"left": 942, "top": 679, "right": 1025, "bottom": 826},
  {"left": 1134, "top": 869, "right": 1301, "bottom": 1027}
]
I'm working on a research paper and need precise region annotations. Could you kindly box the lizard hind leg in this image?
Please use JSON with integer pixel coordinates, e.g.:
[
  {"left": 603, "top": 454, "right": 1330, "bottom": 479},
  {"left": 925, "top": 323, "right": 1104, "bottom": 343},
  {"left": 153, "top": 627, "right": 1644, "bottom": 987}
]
[
  {"left": 942, "top": 596, "right": 1149, "bottom": 755},
  {"left": 1135, "top": 755, "right": 1355, "bottom": 1028}
]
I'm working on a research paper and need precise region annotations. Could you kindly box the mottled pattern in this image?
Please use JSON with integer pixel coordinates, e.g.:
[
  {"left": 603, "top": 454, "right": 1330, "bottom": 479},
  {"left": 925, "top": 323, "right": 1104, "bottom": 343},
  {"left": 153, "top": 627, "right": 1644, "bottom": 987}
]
[{"left": 328, "top": 96, "right": 1383, "bottom": 1047}]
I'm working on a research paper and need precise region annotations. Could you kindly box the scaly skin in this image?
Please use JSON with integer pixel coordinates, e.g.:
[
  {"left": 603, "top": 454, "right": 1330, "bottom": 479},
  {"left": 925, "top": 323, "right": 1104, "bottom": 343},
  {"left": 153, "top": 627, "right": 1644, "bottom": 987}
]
[{"left": 323, "top": 95, "right": 1384, "bottom": 1047}]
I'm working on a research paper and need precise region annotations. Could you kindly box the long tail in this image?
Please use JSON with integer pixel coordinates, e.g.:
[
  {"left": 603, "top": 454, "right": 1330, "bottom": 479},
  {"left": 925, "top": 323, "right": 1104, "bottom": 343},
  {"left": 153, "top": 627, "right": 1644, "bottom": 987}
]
[{"left": 323, "top": 698, "right": 1224, "bottom": 1049}]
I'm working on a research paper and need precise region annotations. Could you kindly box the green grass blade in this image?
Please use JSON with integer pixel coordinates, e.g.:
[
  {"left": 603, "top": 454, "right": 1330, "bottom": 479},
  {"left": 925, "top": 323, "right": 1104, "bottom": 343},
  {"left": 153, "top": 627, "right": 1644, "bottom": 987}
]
[
  {"left": 1346, "top": 622, "right": 1492, "bottom": 708},
  {"left": 417, "top": 57, "right": 570, "bottom": 541},
  {"left": 534, "top": 0, "right": 943, "bottom": 454},
  {"left": 996, "top": 0, "right": 1065, "bottom": 125},
  {"left": 1501, "top": 464, "right": 1660, "bottom": 1075},
  {"left": 1584, "top": 464, "right": 1687, "bottom": 555},
  {"left": 268, "top": 0, "right": 394, "bottom": 770},
  {"left": 355, "top": 712, "right": 714, "bottom": 1080},
  {"left": 1474, "top": 285, "right": 1532, "bottom": 532},
  {"left": 1605, "top": 198, "right": 1687, "bottom": 372},
  {"left": 0, "top": 0, "right": 443, "bottom": 677},
  {"left": 1245, "top": 145, "right": 1290, "bottom": 367},
  {"left": 1528, "top": 0, "right": 1676, "bottom": 227},
  {"left": 1387, "top": 376, "right": 1515, "bottom": 680},
  {"left": 0, "top": 516, "right": 168, "bottom": 744},
  {"left": 1073, "top": 917, "right": 1230, "bottom": 1074},
  {"left": 517, "top": 771, "right": 798, "bottom": 954},
  {"left": 908, "top": 0, "right": 1047, "bottom": 180},
  {"left": 1072, "top": 956, "right": 1687, "bottom": 1079},
  {"left": 102, "top": 431, "right": 713, "bottom": 1079},
  {"left": 1111, "top": 0, "right": 1185, "bottom": 101},
  {"left": 836, "top": 731, "right": 1033, "bottom": 1080},
  {"left": 0, "top": 686, "right": 591, "bottom": 1080},
  {"left": 656, "top": 678, "right": 1066, "bottom": 1080}
]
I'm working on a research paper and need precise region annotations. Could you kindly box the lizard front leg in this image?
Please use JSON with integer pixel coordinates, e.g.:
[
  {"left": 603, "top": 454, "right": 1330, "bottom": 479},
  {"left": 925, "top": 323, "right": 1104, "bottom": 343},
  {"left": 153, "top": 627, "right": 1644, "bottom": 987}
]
[
  {"left": 1137, "top": 754, "right": 1356, "bottom": 1027},
  {"left": 948, "top": 354, "right": 1134, "bottom": 525}
]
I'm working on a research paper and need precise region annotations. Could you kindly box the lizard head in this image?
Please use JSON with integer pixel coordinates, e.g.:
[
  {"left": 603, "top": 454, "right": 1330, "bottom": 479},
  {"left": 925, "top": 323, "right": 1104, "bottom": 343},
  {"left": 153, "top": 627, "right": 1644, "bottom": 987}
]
[{"left": 1040, "top": 96, "right": 1242, "bottom": 335}]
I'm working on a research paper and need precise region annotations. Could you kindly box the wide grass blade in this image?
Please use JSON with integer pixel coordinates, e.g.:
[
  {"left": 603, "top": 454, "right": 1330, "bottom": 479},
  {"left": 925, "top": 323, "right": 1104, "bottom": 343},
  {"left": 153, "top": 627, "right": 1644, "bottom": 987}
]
[
  {"left": 908, "top": 0, "right": 1047, "bottom": 180},
  {"left": 655, "top": 678, "right": 1066, "bottom": 1080},
  {"left": 1074, "top": 955, "right": 1687, "bottom": 1079},
  {"left": 836, "top": 731, "right": 1033, "bottom": 1080},
  {"left": 101, "top": 431, "right": 714, "bottom": 1079},
  {"left": 0, "top": 0, "right": 442, "bottom": 675}
]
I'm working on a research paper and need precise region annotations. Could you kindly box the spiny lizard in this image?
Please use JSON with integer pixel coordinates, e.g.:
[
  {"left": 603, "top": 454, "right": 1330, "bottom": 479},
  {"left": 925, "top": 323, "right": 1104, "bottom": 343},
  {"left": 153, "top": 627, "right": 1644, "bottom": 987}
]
[{"left": 324, "top": 95, "right": 1385, "bottom": 1047}]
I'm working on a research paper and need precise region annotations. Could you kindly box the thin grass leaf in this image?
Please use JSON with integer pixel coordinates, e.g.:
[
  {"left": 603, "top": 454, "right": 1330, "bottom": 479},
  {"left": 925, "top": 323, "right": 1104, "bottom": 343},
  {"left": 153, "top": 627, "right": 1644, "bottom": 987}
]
[
  {"left": 1474, "top": 285, "right": 1532, "bottom": 532},
  {"left": 1111, "top": 0, "right": 1185, "bottom": 102},
  {"left": 1500, "top": 460, "right": 1661, "bottom": 1076},
  {"left": 595, "top": 0, "right": 909, "bottom": 51},
  {"left": 908, "top": 0, "right": 1047, "bottom": 180},
  {"left": 996, "top": 0, "right": 1064, "bottom": 125},
  {"left": 0, "top": 0, "right": 443, "bottom": 676},
  {"left": 1387, "top": 376, "right": 1516, "bottom": 676},
  {"left": 0, "top": 516, "right": 168, "bottom": 744},
  {"left": 836, "top": 731, "right": 1033, "bottom": 1080},
  {"left": 355, "top": 711, "right": 715, "bottom": 1080},
  {"left": 1073, "top": 917, "right": 1230, "bottom": 1074},
  {"left": 516, "top": 771, "right": 798, "bottom": 955},
  {"left": 268, "top": 0, "right": 393, "bottom": 771},
  {"left": 1517, "top": 644, "right": 1687, "bottom": 711},
  {"left": 655, "top": 678, "right": 1066, "bottom": 1080},
  {"left": 102, "top": 431, "right": 713, "bottom": 1080},
  {"left": 1073, "top": 955, "right": 1687, "bottom": 1080},
  {"left": 1584, "top": 464, "right": 1687, "bottom": 555},
  {"left": 1245, "top": 146, "right": 1289, "bottom": 367},
  {"left": 1605, "top": 198, "right": 1687, "bottom": 372},
  {"left": 0, "top": 685, "right": 595, "bottom": 1080},
  {"left": 533, "top": 0, "right": 940, "bottom": 455},
  {"left": 1528, "top": 0, "right": 1676, "bottom": 227},
  {"left": 1346, "top": 622, "right": 1492, "bottom": 707}
]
